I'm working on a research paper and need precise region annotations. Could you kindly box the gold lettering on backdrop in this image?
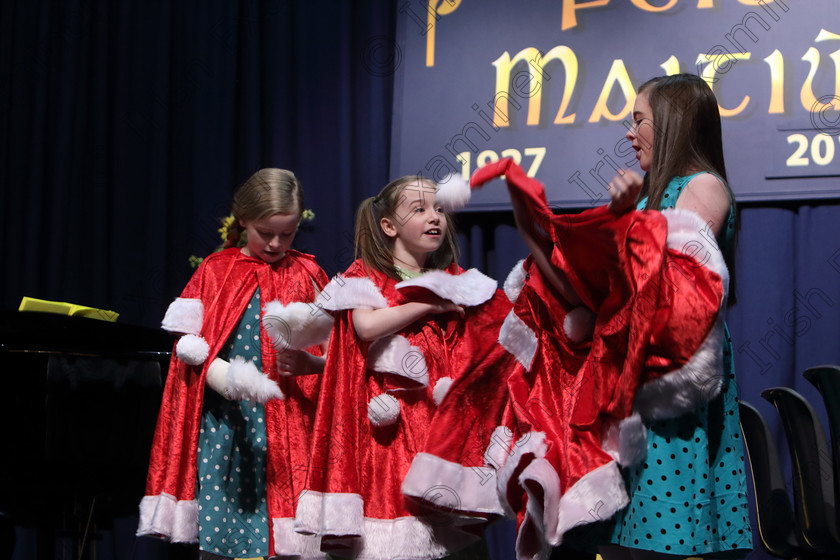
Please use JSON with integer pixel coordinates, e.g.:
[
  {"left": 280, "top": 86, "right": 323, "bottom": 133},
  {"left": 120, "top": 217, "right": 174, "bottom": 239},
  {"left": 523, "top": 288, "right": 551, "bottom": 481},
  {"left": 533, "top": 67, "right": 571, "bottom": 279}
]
[
  {"left": 491, "top": 46, "right": 579, "bottom": 127},
  {"left": 562, "top": 0, "right": 609, "bottom": 31},
  {"left": 427, "top": 0, "right": 461, "bottom": 67},
  {"left": 631, "top": 0, "right": 678, "bottom": 13},
  {"left": 660, "top": 55, "right": 681, "bottom": 75},
  {"left": 588, "top": 60, "right": 635, "bottom": 122},
  {"left": 764, "top": 49, "right": 785, "bottom": 114},
  {"left": 800, "top": 29, "right": 840, "bottom": 112},
  {"left": 697, "top": 53, "right": 752, "bottom": 116}
]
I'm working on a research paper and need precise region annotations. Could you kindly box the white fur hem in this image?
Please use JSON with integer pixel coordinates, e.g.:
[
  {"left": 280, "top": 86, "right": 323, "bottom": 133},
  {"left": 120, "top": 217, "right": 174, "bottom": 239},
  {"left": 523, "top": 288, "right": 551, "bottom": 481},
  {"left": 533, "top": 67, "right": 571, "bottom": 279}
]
[
  {"left": 137, "top": 493, "right": 198, "bottom": 543},
  {"left": 553, "top": 460, "right": 628, "bottom": 543},
  {"left": 396, "top": 268, "right": 497, "bottom": 306},
  {"left": 402, "top": 452, "right": 506, "bottom": 515},
  {"left": 499, "top": 310, "right": 538, "bottom": 371},
  {"left": 662, "top": 207, "right": 729, "bottom": 299},
  {"left": 496, "top": 432, "right": 548, "bottom": 518},
  {"left": 271, "top": 518, "right": 327, "bottom": 559},
  {"left": 263, "top": 300, "right": 333, "bottom": 351},
  {"left": 633, "top": 314, "right": 725, "bottom": 419},
  {"left": 504, "top": 259, "right": 527, "bottom": 303},
  {"left": 295, "top": 491, "right": 365, "bottom": 537},
  {"left": 515, "top": 458, "right": 560, "bottom": 560},
  {"left": 315, "top": 276, "right": 388, "bottom": 311},
  {"left": 161, "top": 297, "right": 204, "bottom": 335},
  {"left": 296, "top": 491, "right": 478, "bottom": 559},
  {"left": 368, "top": 335, "right": 429, "bottom": 387}
]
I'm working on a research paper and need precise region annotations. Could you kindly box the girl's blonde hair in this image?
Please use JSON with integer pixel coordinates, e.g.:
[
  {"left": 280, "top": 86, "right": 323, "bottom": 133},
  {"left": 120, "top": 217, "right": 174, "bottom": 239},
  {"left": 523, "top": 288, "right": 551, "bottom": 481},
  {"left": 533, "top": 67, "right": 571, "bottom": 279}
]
[
  {"left": 223, "top": 168, "right": 304, "bottom": 248},
  {"left": 355, "top": 176, "right": 458, "bottom": 280}
]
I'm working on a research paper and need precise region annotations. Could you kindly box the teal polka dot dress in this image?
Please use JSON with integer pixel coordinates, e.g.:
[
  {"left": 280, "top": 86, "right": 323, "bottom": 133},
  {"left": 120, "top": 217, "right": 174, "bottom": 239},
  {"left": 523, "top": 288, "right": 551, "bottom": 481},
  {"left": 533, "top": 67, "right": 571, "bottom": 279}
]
[
  {"left": 197, "top": 289, "right": 271, "bottom": 558},
  {"left": 608, "top": 174, "right": 751, "bottom": 557}
]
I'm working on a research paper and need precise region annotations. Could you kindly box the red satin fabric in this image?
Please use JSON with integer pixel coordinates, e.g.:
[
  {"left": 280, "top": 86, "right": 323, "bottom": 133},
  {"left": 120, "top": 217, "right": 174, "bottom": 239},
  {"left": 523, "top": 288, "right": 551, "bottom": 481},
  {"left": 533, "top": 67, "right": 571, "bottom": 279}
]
[
  {"left": 414, "top": 159, "right": 725, "bottom": 555},
  {"left": 143, "top": 247, "right": 328, "bottom": 551},
  {"left": 302, "top": 261, "right": 475, "bottom": 544}
]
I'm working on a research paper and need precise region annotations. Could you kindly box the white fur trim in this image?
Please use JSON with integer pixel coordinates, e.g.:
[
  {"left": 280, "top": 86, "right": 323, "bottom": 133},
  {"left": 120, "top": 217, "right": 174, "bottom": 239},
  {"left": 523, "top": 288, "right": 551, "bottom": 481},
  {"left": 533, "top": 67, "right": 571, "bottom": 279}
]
[
  {"left": 271, "top": 518, "right": 327, "bottom": 559},
  {"left": 296, "top": 491, "right": 477, "bottom": 559},
  {"left": 602, "top": 413, "right": 647, "bottom": 467},
  {"left": 368, "top": 335, "right": 429, "bottom": 387},
  {"left": 226, "top": 356, "right": 284, "bottom": 403},
  {"left": 136, "top": 493, "right": 198, "bottom": 543},
  {"left": 504, "top": 259, "right": 527, "bottom": 303},
  {"left": 563, "top": 306, "right": 596, "bottom": 343},
  {"left": 262, "top": 300, "right": 333, "bottom": 351},
  {"left": 396, "top": 268, "right": 497, "bottom": 307},
  {"left": 432, "top": 377, "right": 453, "bottom": 405},
  {"left": 402, "top": 452, "right": 506, "bottom": 515},
  {"left": 368, "top": 393, "right": 400, "bottom": 427},
  {"left": 496, "top": 432, "right": 548, "bottom": 519},
  {"left": 484, "top": 425, "right": 515, "bottom": 470},
  {"left": 631, "top": 208, "right": 728, "bottom": 420},
  {"left": 436, "top": 173, "right": 472, "bottom": 212},
  {"left": 294, "top": 491, "right": 365, "bottom": 538},
  {"left": 315, "top": 276, "right": 388, "bottom": 311},
  {"left": 161, "top": 297, "right": 204, "bottom": 335},
  {"left": 175, "top": 334, "right": 209, "bottom": 366},
  {"left": 633, "top": 314, "right": 724, "bottom": 419},
  {"left": 662, "top": 207, "right": 729, "bottom": 299},
  {"left": 499, "top": 310, "right": 538, "bottom": 371},
  {"left": 553, "top": 461, "right": 628, "bottom": 544},
  {"left": 515, "top": 458, "right": 561, "bottom": 560}
]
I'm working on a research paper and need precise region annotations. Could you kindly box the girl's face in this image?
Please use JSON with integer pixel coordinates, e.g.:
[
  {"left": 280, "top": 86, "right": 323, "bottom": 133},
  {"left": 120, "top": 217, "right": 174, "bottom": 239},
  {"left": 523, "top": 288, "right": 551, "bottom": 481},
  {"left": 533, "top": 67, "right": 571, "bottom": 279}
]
[
  {"left": 380, "top": 181, "right": 447, "bottom": 269},
  {"left": 240, "top": 213, "right": 299, "bottom": 264},
  {"left": 626, "top": 91, "right": 655, "bottom": 172}
]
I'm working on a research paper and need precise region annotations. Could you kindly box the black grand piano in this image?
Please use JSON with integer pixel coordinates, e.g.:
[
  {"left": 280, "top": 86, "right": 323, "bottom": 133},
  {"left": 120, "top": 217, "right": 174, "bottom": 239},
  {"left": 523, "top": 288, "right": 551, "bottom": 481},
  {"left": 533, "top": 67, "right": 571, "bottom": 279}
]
[{"left": 0, "top": 309, "right": 191, "bottom": 559}]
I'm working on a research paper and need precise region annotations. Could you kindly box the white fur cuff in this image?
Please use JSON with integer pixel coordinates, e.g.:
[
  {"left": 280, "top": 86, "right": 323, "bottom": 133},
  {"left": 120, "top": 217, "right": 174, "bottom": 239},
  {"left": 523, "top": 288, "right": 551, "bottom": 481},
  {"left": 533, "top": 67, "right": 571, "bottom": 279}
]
[
  {"left": 161, "top": 297, "right": 204, "bottom": 335},
  {"left": 175, "top": 334, "right": 209, "bottom": 366},
  {"left": 262, "top": 300, "right": 333, "bottom": 351},
  {"left": 602, "top": 413, "right": 647, "bottom": 467},
  {"left": 226, "top": 356, "right": 284, "bottom": 402}
]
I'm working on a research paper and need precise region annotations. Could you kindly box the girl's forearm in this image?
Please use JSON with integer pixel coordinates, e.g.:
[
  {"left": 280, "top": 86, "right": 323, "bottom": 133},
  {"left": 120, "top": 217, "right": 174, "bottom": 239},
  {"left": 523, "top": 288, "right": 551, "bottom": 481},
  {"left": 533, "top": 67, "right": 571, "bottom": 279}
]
[{"left": 352, "top": 303, "right": 433, "bottom": 341}]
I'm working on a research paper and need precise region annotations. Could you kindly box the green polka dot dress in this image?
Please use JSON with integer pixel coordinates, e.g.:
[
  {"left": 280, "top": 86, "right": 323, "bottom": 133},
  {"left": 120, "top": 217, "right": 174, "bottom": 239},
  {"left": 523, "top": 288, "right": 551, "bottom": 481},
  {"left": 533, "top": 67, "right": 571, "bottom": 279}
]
[
  {"left": 607, "top": 174, "right": 752, "bottom": 557},
  {"left": 197, "top": 290, "right": 271, "bottom": 558}
]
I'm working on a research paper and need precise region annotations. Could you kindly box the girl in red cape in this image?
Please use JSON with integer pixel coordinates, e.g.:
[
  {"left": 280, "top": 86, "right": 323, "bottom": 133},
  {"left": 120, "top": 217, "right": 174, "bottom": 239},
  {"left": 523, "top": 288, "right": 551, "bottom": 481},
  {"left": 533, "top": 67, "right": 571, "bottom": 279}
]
[
  {"left": 295, "top": 175, "right": 511, "bottom": 559},
  {"left": 138, "top": 169, "right": 333, "bottom": 559}
]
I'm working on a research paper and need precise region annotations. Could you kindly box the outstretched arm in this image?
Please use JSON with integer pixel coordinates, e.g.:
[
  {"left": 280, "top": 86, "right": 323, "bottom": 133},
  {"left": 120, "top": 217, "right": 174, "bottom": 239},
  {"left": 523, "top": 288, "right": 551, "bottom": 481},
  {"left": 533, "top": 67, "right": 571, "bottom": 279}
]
[{"left": 352, "top": 299, "right": 464, "bottom": 342}]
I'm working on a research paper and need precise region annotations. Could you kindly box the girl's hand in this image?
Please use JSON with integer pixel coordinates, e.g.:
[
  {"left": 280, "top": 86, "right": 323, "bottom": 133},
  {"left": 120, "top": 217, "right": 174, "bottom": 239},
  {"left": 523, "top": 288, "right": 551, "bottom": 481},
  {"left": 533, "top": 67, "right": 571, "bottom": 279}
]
[
  {"left": 607, "top": 169, "right": 643, "bottom": 214},
  {"left": 275, "top": 349, "right": 325, "bottom": 376},
  {"left": 425, "top": 298, "right": 465, "bottom": 318}
]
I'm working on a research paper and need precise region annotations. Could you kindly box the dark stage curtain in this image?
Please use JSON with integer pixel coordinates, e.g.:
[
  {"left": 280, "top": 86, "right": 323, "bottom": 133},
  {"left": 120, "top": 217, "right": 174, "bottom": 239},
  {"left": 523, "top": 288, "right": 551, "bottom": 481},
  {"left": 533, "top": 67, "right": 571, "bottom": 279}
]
[{"left": 3, "top": 2, "right": 840, "bottom": 560}]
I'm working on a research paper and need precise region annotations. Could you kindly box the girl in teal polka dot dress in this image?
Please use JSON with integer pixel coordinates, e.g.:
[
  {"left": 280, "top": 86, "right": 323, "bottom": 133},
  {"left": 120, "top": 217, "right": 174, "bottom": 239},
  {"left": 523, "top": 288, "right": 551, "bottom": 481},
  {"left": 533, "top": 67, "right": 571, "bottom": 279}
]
[
  {"left": 138, "top": 169, "right": 331, "bottom": 559},
  {"left": 600, "top": 74, "right": 752, "bottom": 559}
]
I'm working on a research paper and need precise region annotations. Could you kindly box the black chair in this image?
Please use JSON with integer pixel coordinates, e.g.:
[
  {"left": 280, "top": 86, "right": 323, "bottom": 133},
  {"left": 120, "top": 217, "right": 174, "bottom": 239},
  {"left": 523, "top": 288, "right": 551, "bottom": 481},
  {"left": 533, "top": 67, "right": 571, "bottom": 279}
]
[
  {"left": 762, "top": 386, "right": 840, "bottom": 556},
  {"left": 739, "top": 400, "right": 803, "bottom": 558},
  {"left": 804, "top": 365, "right": 840, "bottom": 496}
]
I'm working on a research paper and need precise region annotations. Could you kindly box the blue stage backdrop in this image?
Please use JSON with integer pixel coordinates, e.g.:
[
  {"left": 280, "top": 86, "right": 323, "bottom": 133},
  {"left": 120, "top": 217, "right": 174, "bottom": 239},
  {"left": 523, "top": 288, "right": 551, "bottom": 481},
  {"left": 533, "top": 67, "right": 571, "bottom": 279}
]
[{"left": 391, "top": 0, "right": 840, "bottom": 209}]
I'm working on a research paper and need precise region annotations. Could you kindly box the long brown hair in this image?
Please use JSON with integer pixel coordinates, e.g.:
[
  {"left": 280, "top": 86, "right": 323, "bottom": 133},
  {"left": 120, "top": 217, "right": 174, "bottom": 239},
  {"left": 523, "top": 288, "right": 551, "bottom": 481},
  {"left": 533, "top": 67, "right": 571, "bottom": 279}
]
[
  {"left": 637, "top": 73, "right": 738, "bottom": 305},
  {"left": 355, "top": 176, "right": 459, "bottom": 281}
]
